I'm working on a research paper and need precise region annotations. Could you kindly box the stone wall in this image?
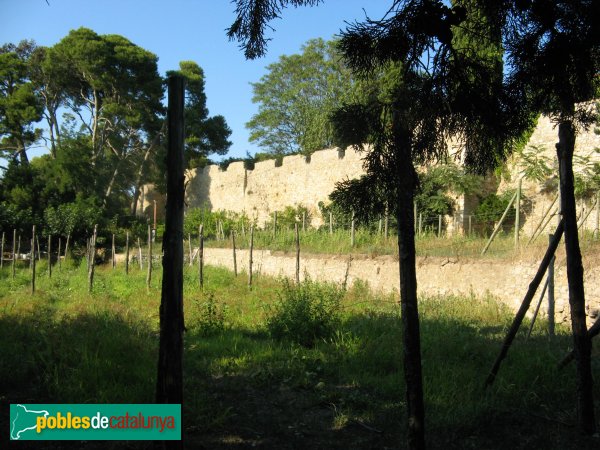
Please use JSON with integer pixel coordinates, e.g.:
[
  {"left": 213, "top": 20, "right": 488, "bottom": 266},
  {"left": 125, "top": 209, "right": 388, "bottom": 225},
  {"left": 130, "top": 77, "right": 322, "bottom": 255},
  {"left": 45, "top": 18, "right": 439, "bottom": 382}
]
[
  {"left": 203, "top": 247, "right": 600, "bottom": 326},
  {"left": 139, "top": 113, "right": 600, "bottom": 235},
  {"left": 185, "top": 148, "right": 365, "bottom": 227}
]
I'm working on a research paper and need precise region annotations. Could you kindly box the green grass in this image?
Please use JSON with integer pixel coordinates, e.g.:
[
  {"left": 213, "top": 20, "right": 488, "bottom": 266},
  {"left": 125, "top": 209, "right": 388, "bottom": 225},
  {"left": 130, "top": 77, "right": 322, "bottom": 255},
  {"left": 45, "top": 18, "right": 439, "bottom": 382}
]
[
  {"left": 1, "top": 259, "right": 599, "bottom": 449},
  {"left": 202, "top": 226, "right": 600, "bottom": 260}
]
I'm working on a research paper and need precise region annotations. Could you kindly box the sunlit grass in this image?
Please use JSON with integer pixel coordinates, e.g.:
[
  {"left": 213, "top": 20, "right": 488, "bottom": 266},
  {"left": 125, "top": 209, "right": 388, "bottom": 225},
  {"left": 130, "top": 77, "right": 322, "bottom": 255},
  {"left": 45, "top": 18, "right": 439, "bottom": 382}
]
[{"left": 1, "top": 259, "right": 598, "bottom": 449}]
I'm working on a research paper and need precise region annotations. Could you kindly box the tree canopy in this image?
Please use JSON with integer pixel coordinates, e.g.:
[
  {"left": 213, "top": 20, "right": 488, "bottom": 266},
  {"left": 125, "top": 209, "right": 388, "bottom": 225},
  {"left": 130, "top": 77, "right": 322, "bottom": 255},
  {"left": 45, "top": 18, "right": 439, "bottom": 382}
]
[
  {"left": 0, "top": 28, "right": 232, "bottom": 240},
  {"left": 247, "top": 38, "right": 358, "bottom": 156}
]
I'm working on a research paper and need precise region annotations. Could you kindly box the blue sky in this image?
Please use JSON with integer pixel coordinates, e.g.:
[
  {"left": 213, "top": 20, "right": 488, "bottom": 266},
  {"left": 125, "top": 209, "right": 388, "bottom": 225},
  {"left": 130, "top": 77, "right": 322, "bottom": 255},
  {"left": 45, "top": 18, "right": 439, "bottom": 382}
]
[{"left": 2, "top": 0, "right": 390, "bottom": 160}]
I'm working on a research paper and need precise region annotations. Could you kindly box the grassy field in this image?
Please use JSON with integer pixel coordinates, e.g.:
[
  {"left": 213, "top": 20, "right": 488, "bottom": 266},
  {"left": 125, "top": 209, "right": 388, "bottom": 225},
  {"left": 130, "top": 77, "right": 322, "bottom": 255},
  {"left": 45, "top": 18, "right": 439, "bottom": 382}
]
[{"left": 1, "top": 259, "right": 599, "bottom": 449}]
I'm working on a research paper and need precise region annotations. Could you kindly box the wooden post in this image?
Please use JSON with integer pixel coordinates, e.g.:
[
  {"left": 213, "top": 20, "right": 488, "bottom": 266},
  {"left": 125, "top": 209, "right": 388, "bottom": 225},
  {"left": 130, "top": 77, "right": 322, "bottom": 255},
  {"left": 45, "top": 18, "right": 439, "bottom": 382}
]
[
  {"left": 515, "top": 177, "right": 522, "bottom": 248},
  {"left": 438, "top": 215, "right": 442, "bottom": 238},
  {"left": 295, "top": 223, "right": 300, "bottom": 284},
  {"left": 86, "top": 238, "right": 91, "bottom": 272},
  {"left": 138, "top": 237, "right": 143, "bottom": 270},
  {"left": 57, "top": 237, "right": 62, "bottom": 270},
  {"left": 384, "top": 211, "right": 389, "bottom": 239},
  {"left": 30, "top": 232, "right": 35, "bottom": 271},
  {"left": 595, "top": 191, "right": 599, "bottom": 239},
  {"left": 378, "top": 217, "right": 383, "bottom": 235},
  {"left": 198, "top": 224, "right": 204, "bottom": 289},
  {"left": 188, "top": 234, "right": 193, "bottom": 267},
  {"left": 153, "top": 199, "right": 157, "bottom": 241},
  {"left": 17, "top": 235, "right": 21, "bottom": 265},
  {"left": 112, "top": 233, "right": 116, "bottom": 269},
  {"left": 481, "top": 190, "right": 518, "bottom": 255},
  {"left": 329, "top": 212, "right": 333, "bottom": 235},
  {"left": 156, "top": 75, "right": 185, "bottom": 424},
  {"left": 413, "top": 202, "right": 417, "bottom": 231},
  {"left": 11, "top": 229, "right": 16, "bottom": 279},
  {"left": 232, "top": 230, "right": 237, "bottom": 277},
  {"left": 36, "top": 235, "right": 41, "bottom": 261},
  {"left": 0, "top": 231, "right": 4, "bottom": 269},
  {"left": 527, "top": 194, "right": 559, "bottom": 245},
  {"left": 31, "top": 225, "right": 36, "bottom": 294},
  {"left": 248, "top": 225, "right": 254, "bottom": 288},
  {"left": 64, "top": 233, "right": 70, "bottom": 262},
  {"left": 47, "top": 235, "right": 52, "bottom": 278},
  {"left": 125, "top": 232, "right": 130, "bottom": 275},
  {"left": 485, "top": 219, "right": 564, "bottom": 388},
  {"left": 468, "top": 215, "right": 473, "bottom": 236},
  {"left": 147, "top": 225, "right": 152, "bottom": 289},
  {"left": 88, "top": 225, "right": 97, "bottom": 293},
  {"left": 548, "top": 233, "right": 555, "bottom": 336},
  {"left": 351, "top": 211, "right": 356, "bottom": 247},
  {"left": 526, "top": 277, "right": 550, "bottom": 340}
]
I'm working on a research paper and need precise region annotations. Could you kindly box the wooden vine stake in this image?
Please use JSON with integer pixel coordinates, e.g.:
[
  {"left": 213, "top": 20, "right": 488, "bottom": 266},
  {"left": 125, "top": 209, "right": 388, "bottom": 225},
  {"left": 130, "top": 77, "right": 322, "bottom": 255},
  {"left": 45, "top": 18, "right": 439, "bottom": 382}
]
[
  {"left": 156, "top": 76, "right": 185, "bottom": 437},
  {"left": 31, "top": 225, "right": 36, "bottom": 294},
  {"left": 350, "top": 211, "right": 356, "bottom": 247},
  {"left": 87, "top": 224, "right": 97, "bottom": 293},
  {"left": 147, "top": 225, "right": 152, "bottom": 289},
  {"left": 248, "top": 225, "right": 254, "bottom": 289},
  {"left": 295, "top": 223, "right": 300, "bottom": 284},
  {"left": 30, "top": 232, "right": 35, "bottom": 271},
  {"left": 198, "top": 224, "right": 204, "bottom": 289},
  {"left": 11, "top": 229, "right": 16, "bottom": 279},
  {"left": 231, "top": 230, "right": 237, "bottom": 277},
  {"left": 138, "top": 237, "right": 143, "bottom": 270},
  {"left": 112, "top": 233, "right": 116, "bottom": 269},
  {"left": 125, "top": 232, "right": 130, "bottom": 275},
  {"left": 485, "top": 219, "right": 564, "bottom": 388},
  {"left": 64, "top": 233, "right": 70, "bottom": 262},
  {"left": 57, "top": 237, "right": 62, "bottom": 270},
  {"left": 47, "top": 235, "right": 52, "bottom": 278}
]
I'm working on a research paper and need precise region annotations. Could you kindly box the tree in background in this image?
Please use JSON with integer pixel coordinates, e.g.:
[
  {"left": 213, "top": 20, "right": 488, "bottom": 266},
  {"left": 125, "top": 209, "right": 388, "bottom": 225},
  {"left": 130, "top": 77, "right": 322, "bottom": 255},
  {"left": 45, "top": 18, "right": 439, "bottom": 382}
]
[
  {"left": 247, "top": 38, "right": 357, "bottom": 156},
  {"left": 0, "top": 28, "right": 232, "bottom": 244},
  {"left": 167, "top": 61, "right": 232, "bottom": 169},
  {"left": 0, "top": 40, "right": 43, "bottom": 165}
]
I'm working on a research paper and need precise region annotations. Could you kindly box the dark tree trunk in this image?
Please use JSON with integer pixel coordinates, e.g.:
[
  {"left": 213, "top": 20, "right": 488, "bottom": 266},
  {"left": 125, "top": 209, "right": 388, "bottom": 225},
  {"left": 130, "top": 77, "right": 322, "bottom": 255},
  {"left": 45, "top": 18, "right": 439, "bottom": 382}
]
[
  {"left": 156, "top": 76, "right": 185, "bottom": 450},
  {"left": 393, "top": 122, "right": 425, "bottom": 450},
  {"left": 556, "top": 120, "right": 596, "bottom": 435}
]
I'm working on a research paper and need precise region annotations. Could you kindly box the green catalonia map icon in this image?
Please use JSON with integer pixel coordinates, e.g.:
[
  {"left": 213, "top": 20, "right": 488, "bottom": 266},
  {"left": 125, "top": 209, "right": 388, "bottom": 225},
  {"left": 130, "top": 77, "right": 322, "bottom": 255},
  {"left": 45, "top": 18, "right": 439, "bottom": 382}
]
[{"left": 10, "top": 404, "right": 49, "bottom": 440}]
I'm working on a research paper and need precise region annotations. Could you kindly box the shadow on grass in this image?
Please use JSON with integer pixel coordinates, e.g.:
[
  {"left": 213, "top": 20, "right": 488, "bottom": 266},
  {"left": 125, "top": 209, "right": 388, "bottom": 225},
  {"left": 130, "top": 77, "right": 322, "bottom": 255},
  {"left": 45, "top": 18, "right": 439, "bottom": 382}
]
[
  {"left": 1, "top": 302, "right": 599, "bottom": 449},
  {"left": 183, "top": 308, "right": 600, "bottom": 450},
  {"left": 0, "top": 308, "right": 156, "bottom": 450}
]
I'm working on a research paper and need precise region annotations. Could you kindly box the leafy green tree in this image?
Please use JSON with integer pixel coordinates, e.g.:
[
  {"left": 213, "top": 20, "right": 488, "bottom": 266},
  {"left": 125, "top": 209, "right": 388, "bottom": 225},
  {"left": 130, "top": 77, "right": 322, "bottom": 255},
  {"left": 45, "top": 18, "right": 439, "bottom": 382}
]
[
  {"left": 247, "top": 38, "right": 357, "bottom": 155},
  {"left": 228, "top": 3, "right": 521, "bottom": 449},
  {"left": 168, "top": 61, "right": 232, "bottom": 168},
  {"left": 0, "top": 40, "right": 43, "bottom": 165},
  {"left": 494, "top": 0, "right": 600, "bottom": 434}
]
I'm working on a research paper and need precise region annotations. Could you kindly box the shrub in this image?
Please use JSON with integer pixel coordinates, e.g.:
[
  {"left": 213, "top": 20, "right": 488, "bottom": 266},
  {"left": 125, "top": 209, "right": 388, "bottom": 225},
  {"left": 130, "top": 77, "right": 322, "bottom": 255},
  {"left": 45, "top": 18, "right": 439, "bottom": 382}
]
[
  {"left": 195, "top": 293, "right": 227, "bottom": 337},
  {"left": 266, "top": 278, "right": 343, "bottom": 347}
]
